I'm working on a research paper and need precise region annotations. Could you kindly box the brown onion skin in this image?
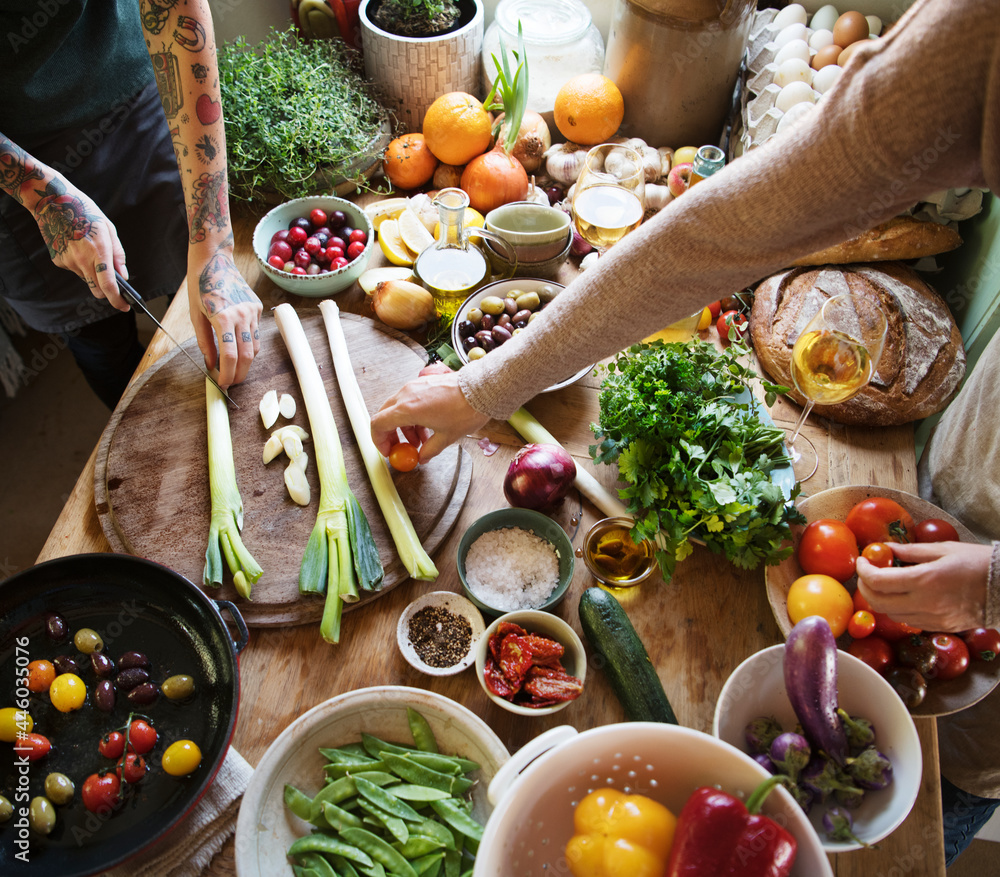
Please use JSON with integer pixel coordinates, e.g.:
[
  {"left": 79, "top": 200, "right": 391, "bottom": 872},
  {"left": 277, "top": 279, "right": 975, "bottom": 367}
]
[
  {"left": 503, "top": 443, "right": 577, "bottom": 511},
  {"left": 460, "top": 147, "right": 529, "bottom": 214}
]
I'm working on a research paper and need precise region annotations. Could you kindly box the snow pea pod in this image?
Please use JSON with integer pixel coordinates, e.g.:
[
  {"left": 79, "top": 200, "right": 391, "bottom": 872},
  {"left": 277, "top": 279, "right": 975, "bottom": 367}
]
[
  {"left": 429, "top": 799, "right": 485, "bottom": 842},
  {"left": 407, "top": 707, "right": 439, "bottom": 753},
  {"left": 339, "top": 827, "right": 418, "bottom": 877},
  {"left": 386, "top": 783, "right": 451, "bottom": 802},
  {"left": 382, "top": 753, "right": 471, "bottom": 795},
  {"left": 355, "top": 775, "right": 423, "bottom": 822},
  {"left": 287, "top": 834, "right": 374, "bottom": 869},
  {"left": 357, "top": 798, "right": 409, "bottom": 844}
]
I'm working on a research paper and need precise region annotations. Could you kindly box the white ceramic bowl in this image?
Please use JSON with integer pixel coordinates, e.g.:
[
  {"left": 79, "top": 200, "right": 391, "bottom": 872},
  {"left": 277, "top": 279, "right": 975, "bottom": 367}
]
[
  {"left": 396, "top": 590, "right": 485, "bottom": 676},
  {"left": 713, "top": 643, "right": 922, "bottom": 852},
  {"left": 474, "top": 609, "right": 587, "bottom": 717},
  {"left": 234, "top": 686, "right": 509, "bottom": 877},
  {"left": 450, "top": 279, "right": 596, "bottom": 392},
  {"left": 253, "top": 195, "right": 374, "bottom": 296},
  {"left": 473, "top": 722, "right": 833, "bottom": 877}
]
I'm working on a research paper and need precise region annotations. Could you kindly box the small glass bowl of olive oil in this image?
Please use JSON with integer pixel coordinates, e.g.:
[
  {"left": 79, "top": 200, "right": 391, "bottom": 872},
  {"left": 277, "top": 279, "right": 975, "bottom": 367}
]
[{"left": 582, "top": 517, "right": 657, "bottom": 588}]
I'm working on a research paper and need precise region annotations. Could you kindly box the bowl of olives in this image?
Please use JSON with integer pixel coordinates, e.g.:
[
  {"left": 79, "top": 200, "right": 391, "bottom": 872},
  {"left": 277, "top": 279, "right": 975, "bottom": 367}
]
[{"left": 449, "top": 279, "right": 597, "bottom": 393}]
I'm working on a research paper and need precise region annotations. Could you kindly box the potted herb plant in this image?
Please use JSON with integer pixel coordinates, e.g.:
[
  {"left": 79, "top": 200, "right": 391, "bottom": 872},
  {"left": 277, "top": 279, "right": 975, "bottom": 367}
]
[{"left": 359, "top": 0, "right": 485, "bottom": 132}]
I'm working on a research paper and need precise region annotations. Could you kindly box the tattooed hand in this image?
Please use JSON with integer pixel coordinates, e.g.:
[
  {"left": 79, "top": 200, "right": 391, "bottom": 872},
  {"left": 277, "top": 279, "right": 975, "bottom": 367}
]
[{"left": 188, "top": 240, "right": 262, "bottom": 387}]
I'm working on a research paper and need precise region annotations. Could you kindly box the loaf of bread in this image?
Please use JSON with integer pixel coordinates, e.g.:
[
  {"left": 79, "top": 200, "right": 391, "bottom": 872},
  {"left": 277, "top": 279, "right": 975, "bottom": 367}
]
[
  {"left": 789, "top": 216, "right": 962, "bottom": 267},
  {"left": 751, "top": 262, "right": 965, "bottom": 426}
]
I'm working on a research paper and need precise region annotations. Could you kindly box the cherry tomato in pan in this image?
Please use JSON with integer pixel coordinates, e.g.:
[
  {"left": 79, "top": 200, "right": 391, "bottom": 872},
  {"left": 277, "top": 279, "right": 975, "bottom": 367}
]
[
  {"left": 127, "top": 719, "right": 157, "bottom": 755},
  {"left": 82, "top": 773, "right": 121, "bottom": 814},
  {"left": 848, "top": 609, "right": 876, "bottom": 639},
  {"left": 162, "top": 740, "right": 202, "bottom": 777},
  {"left": 914, "top": 518, "right": 960, "bottom": 543},
  {"left": 928, "top": 633, "right": 970, "bottom": 680},
  {"left": 861, "top": 541, "right": 895, "bottom": 568},
  {"left": 116, "top": 753, "right": 147, "bottom": 784},
  {"left": 848, "top": 634, "right": 894, "bottom": 675},
  {"left": 797, "top": 518, "right": 859, "bottom": 582},
  {"left": 13, "top": 732, "right": 50, "bottom": 761},
  {"left": 962, "top": 627, "right": 1000, "bottom": 662},
  {"left": 26, "top": 659, "right": 56, "bottom": 693},
  {"left": 845, "top": 497, "right": 916, "bottom": 547},
  {"left": 99, "top": 730, "right": 126, "bottom": 760}
]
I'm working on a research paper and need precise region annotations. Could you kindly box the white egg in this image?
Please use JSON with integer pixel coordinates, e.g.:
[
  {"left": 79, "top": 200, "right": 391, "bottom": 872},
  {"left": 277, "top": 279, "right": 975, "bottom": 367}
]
[
  {"left": 776, "top": 101, "right": 817, "bottom": 134},
  {"left": 773, "top": 57, "right": 814, "bottom": 88},
  {"left": 773, "top": 3, "right": 808, "bottom": 29},
  {"left": 774, "top": 22, "right": 809, "bottom": 49},
  {"left": 775, "top": 80, "right": 816, "bottom": 113},
  {"left": 812, "top": 64, "right": 843, "bottom": 94},
  {"left": 809, "top": 28, "right": 835, "bottom": 51},
  {"left": 810, "top": 4, "right": 840, "bottom": 33},
  {"left": 866, "top": 15, "right": 883, "bottom": 36},
  {"left": 774, "top": 39, "right": 811, "bottom": 67}
]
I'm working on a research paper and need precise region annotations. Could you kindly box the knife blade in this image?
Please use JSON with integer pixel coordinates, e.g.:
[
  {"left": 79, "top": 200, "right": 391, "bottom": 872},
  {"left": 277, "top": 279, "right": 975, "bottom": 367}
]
[{"left": 114, "top": 271, "right": 240, "bottom": 408}]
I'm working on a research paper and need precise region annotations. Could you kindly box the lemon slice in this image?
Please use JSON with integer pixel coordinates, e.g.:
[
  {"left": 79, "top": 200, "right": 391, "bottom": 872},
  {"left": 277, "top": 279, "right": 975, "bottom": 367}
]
[
  {"left": 358, "top": 266, "right": 415, "bottom": 295},
  {"left": 365, "top": 198, "right": 409, "bottom": 231},
  {"left": 397, "top": 207, "right": 435, "bottom": 256},
  {"left": 377, "top": 219, "right": 413, "bottom": 267}
]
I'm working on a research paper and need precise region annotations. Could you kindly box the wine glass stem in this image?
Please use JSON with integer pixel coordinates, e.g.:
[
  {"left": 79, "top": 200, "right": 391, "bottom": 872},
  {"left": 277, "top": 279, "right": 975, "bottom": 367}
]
[{"left": 787, "top": 400, "right": 815, "bottom": 448}]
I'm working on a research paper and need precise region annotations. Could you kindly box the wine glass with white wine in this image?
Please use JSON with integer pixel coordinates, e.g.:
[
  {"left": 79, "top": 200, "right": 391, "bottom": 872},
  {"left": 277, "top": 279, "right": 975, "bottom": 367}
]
[
  {"left": 571, "top": 143, "right": 645, "bottom": 254},
  {"left": 786, "top": 292, "right": 888, "bottom": 481}
]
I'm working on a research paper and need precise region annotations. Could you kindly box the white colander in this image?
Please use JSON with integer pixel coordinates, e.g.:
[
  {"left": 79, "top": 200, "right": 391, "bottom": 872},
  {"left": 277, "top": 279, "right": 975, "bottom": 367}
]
[{"left": 473, "top": 722, "right": 833, "bottom": 877}]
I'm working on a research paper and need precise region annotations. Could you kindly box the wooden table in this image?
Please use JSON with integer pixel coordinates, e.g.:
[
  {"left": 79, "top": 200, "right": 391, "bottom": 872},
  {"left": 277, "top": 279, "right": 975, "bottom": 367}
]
[{"left": 39, "top": 201, "right": 945, "bottom": 876}]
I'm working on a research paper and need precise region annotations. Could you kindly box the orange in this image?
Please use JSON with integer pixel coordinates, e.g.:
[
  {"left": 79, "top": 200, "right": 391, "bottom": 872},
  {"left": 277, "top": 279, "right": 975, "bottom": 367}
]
[
  {"left": 382, "top": 133, "right": 438, "bottom": 190},
  {"left": 553, "top": 74, "right": 625, "bottom": 146},
  {"left": 422, "top": 92, "right": 492, "bottom": 166}
]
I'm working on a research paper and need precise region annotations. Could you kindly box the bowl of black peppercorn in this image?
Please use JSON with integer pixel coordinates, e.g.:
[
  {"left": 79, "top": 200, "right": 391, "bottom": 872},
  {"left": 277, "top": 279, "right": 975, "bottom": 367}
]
[{"left": 397, "top": 591, "right": 486, "bottom": 676}]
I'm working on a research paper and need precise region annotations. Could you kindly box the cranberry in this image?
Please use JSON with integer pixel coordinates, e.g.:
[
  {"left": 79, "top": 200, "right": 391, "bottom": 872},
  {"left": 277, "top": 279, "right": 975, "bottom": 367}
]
[
  {"left": 306, "top": 263, "right": 322, "bottom": 275},
  {"left": 270, "top": 229, "right": 290, "bottom": 244},
  {"left": 338, "top": 227, "right": 355, "bottom": 246},
  {"left": 269, "top": 240, "right": 293, "bottom": 262},
  {"left": 291, "top": 266, "right": 307, "bottom": 275},
  {"left": 314, "top": 226, "right": 332, "bottom": 240},
  {"left": 331, "top": 256, "right": 349, "bottom": 270},
  {"left": 309, "top": 208, "right": 328, "bottom": 228},
  {"left": 267, "top": 254, "right": 285, "bottom": 270},
  {"left": 325, "top": 243, "right": 344, "bottom": 260},
  {"left": 286, "top": 226, "right": 308, "bottom": 246},
  {"left": 314, "top": 248, "right": 330, "bottom": 265},
  {"left": 290, "top": 217, "right": 312, "bottom": 232},
  {"left": 303, "top": 236, "right": 322, "bottom": 255},
  {"left": 293, "top": 248, "right": 312, "bottom": 269},
  {"left": 544, "top": 185, "right": 564, "bottom": 205},
  {"left": 348, "top": 228, "right": 368, "bottom": 245},
  {"left": 328, "top": 210, "right": 347, "bottom": 229},
  {"left": 347, "top": 241, "right": 366, "bottom": 260}
]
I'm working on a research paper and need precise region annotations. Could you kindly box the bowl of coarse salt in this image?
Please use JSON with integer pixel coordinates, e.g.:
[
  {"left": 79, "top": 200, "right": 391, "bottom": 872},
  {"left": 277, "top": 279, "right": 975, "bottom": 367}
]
[{"left": 456, "top": 508, "right": 575, "bottom": 617}]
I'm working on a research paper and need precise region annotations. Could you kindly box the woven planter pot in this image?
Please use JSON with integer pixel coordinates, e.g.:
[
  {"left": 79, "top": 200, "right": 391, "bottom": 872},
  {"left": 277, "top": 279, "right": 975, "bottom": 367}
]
[{"left": 360, "top": 0, "right": 484, "bottom": 133}]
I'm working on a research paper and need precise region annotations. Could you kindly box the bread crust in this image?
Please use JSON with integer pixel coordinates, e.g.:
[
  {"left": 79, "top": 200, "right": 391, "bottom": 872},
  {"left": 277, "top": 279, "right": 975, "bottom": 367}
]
[
  {"left": 789, "top": 216, "right": 962, "bottom": 267},
  {"left": 750, "top": 262, "right": 966, "bottom": 426}
]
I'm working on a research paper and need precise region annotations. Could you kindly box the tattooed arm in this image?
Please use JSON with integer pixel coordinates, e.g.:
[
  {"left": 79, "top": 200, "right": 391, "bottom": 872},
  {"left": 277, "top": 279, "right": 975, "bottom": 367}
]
[
  {"left": 0, "top": 132, "right": 130, "bottom": 309},
  {"left": 139, "top": 0, "right": 262, "bottom": 387}
]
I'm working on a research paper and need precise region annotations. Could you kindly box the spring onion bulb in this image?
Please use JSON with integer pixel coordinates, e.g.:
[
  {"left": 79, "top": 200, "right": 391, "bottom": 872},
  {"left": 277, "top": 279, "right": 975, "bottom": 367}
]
[
  {"left": 506, "top": 407, "right": 629, "bottom": 519},
  {"left": 273, "top": 303, "right": 384, "bottom": 644},
  {"left": 318, "top": 300, "right": 439, "bottom": 581},
  {"left": 203, "top": 378, "right": 263, "bottom": 598}
]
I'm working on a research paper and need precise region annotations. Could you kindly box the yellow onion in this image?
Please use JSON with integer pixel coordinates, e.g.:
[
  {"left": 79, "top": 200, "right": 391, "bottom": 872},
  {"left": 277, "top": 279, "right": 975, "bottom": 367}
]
[
  {"left": 460, "top": 147, "right": 529, "bottom": 214},
  {"left": 370, "top": 279, "right": 436, "bottom": 330},
  {"left": 495, "top": 110, "right": 551, "bottom": 173}
]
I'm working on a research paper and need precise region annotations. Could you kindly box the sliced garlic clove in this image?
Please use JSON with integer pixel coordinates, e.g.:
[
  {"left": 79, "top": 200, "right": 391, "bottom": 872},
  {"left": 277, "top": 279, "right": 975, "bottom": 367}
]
[
  {"left": 284, "top": 459, "right": 311, "bottom": 506},
  {"left": 259, "top": 389, "right": 279, "bottom": 429},
  {"left": 262, "top": 432, "right": 285, "bottom": 464},
  {"left": 281, "top": 431, "right": 304, "bottom": 461},
  {"left": 278, "top": 392, "right": 296, "bottom": 420}
]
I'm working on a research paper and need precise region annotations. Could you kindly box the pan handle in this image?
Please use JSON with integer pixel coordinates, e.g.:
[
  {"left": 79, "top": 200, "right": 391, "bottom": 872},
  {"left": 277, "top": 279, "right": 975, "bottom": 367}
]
[{"left": 214, "top": 600, "right": 249, "bottom": 655}]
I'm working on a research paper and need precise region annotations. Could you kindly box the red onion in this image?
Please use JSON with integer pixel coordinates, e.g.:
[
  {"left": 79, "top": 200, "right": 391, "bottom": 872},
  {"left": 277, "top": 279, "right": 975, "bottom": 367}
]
[
  {"left": 503, "top": 443, "right": 577, "bottom": 510},
  {"left": 570, "top": 229, "right": 593, "bottom": 257}
]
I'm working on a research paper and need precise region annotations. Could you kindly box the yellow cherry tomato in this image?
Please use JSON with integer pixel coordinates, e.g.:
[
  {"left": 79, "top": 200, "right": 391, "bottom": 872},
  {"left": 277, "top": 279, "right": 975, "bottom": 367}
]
[
  {"left": 162, "top": 740, "right": 202, "bottom": 776},
  {"left": 0, "top": 708, "right": 33, "bottom": 743},
  {"left": 49, "top": 673, "right": 87, "bottom": 713},
  {"left": 786, "top": 573, "right": 854, "bottom": 637},
  {"left": 696, "top": 306, "right": 713, "bottom": 332}
]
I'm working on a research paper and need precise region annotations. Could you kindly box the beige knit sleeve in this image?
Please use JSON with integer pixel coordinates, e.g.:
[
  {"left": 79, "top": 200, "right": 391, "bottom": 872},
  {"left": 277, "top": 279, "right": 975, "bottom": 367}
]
[{"left": 986, "top": 542, "right": 1000, "bottom": 629}]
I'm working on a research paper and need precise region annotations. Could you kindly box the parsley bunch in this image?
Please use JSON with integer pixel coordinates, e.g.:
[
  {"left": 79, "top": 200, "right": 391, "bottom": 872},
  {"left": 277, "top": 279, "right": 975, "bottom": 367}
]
[
  {"left": 218, "top": 28, "right": 390, "bottom": 202},
  {"left": 591, "top": 339, "right": 804, "bottom": 581}
]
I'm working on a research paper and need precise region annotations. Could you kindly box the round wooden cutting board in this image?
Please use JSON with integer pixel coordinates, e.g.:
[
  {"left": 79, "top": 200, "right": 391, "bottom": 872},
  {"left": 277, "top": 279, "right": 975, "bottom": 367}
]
[{"left": 94, "top": 311, "right": 471, "bottom": 627}]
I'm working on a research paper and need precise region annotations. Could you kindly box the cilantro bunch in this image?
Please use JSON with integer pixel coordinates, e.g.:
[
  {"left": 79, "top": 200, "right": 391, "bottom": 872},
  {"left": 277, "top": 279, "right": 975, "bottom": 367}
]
[{"left": 590, "top": 339, "right": 804, "bottom": 581}]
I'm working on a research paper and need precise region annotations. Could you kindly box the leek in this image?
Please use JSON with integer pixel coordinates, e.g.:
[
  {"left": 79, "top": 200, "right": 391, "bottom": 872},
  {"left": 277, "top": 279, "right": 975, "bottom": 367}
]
[
  {"left": 318, "top": 300, "right": 439, "bottom": 581},
  {"left": 273, "top": 303, "right": 384, "bottom": 644},
  {"left": 203, "top": 377, "right": 263, "bottom": 597}
]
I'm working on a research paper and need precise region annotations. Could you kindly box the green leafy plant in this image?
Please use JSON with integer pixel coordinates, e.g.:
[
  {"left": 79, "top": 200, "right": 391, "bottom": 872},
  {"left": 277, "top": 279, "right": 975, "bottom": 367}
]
[
  {"left": 371, "top": 0, "right": 462, "bottom": 37},
  {"left": 218, "top": 28, "right": 389, "bottom": 202},
  {"left": 591, "top": 338, "right": 803, "bottom": 581}
]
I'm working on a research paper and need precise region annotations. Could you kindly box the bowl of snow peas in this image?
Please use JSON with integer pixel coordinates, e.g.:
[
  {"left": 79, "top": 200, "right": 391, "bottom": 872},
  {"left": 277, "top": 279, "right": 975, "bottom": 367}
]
[{"left": 234, "top": 686, "right": 510, "bottom": 876}]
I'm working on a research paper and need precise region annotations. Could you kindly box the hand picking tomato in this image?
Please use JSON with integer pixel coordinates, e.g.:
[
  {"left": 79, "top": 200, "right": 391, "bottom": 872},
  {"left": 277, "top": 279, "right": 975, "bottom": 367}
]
[
  {"left": 387, "top": 442, "right": 420, "bottom": 472},
  {"left": 127, "top": 719, "right": 157, "bottom": 755},
  {"left": 847, "top": 634, "right": 894, "bottom": 675},
  {"left": 961, "top": 627, "right": 1000, "bottom": 662},
  {"left": 82, "top": 772, "right": 122, "bottom": 814},
  {"left": 786, "top": 573, "right": 854, "bottom": 637},
  {"left": 914, "top": 518, "right": 960, "bottom": 543},
  {"left": 797, "top": 518, "right": 859, "bottom": 582},
  {"left": 928, "top": 633, "right": 970, "bottom": 680},
  {"left": 844, "top": 497, "right": 915, "bottom": 547},
  {"left": 861, "top": 542, "right": 895, "bottom": 568},
  {"left": 847, "top": 609, "right": 876, "bottom": 639}
]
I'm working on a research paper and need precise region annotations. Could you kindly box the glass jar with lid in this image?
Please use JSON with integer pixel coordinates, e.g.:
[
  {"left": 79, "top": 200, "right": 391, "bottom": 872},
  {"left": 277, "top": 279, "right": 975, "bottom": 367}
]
[{"left": 482, "top": 0, "right": 605, "bottom": 115}]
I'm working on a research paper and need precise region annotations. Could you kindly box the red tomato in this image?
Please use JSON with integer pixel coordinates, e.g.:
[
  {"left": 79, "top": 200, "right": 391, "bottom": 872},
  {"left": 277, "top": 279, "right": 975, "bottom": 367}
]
[
  {"left": 848, "top": 610, "right": 876, "bottom": 639},
  {"left": 929, "top": 633, "right": 970, "bottom": 680},
  {"left": 853, "top": 588, "right": 872, "bottom": 613},
  {"left": 861, "top": 542, "right": 895, "bottom": 568},
  {"left": 707, "top": 300, "right": 723, "bottom": 320},
  {"left": 127, "top": 719, "right": 157, "bottom": 755},
  {"left": 13, "top": 732, "right": 50, "bottom": 761},
  {"left": 387, "top": 442, "right": 420, "bottom": 472},
  {"left": 82, "top": 773, "right": 122, "bottom": 814},
  {"left": 26, "top": 659, "right": 56, "bottom": 693},
  {"left": 845, "top": 497, "right": 916, "bottom": 547},
  {"left": 847, "top": 635, "right": 894, "bottom": 675},
  {"left": 716, "top": 310, "right": 748, "bottom": 342},
  {"left": 914, "top": 518, "right": 960, "bottom": 543},
  {"left": 961, "top": 627, "right": 1000, "bottom": 662},
  {"left": 797, "top": 518, "right": 859, "bottom": 582},
  {"left": 99, "top": 730, "right": 126, "bottom": 760},
  {"left": 116, "top": 753, "right": 147, "bottom": 784},
  {"left": 873, "top": 612, "right": 923, "bottom": 643}
]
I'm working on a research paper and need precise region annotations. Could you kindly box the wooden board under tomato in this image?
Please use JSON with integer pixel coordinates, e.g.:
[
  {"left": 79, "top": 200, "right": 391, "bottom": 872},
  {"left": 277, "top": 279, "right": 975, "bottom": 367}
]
[{"left": 765, "top": 485, "right": 1000, "bottom": 717}]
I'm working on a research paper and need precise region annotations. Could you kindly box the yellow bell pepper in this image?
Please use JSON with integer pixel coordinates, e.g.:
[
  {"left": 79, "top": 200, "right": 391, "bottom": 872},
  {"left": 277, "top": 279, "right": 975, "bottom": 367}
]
[{"left": 565, "top": 787, "right": 677, "bottom": 877}]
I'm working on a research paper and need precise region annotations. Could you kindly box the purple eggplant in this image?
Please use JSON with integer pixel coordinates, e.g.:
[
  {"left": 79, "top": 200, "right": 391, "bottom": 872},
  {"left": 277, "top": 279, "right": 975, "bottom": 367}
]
[
  {"left": 837, "top": 708, "right": 875, "bottom": 753},
  {"left": 800, "top": 755, "right": 864, "bottom": 805},
  {"left": 769, "top": 731, "right": 811, "bottom": 782},
  {"left": 753, "top": 752, "right": 777, "bottom": 774},
  {"left": 784, "top": 616, "right": 849, "bottom": 765},
  {"left": 745, "top": 715, "right": 784, "bottom": 755},
  {"left": 822, "top": 805, "right": 872, "bottom": 847},
  {"left": 846, "top": 746, "right": 894, "bottom": 791}
]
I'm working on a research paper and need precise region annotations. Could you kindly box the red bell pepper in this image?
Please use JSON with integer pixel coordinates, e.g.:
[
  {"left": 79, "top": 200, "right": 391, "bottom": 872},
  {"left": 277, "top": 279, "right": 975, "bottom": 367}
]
[{"left": 664, "top": 775, "right": 797, "bottom": 877}]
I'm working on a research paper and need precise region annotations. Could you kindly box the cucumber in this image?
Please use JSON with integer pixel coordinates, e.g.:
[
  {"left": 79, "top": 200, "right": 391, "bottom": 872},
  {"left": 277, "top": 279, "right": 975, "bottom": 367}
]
[{"left": 578, "top": 586, "right": 678, "bottom": 724}]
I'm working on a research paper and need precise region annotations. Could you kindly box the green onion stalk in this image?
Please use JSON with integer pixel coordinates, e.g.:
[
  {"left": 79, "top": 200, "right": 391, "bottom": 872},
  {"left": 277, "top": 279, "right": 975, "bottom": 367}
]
[
  {"left": 274, "top": 304, "right": 383, "bottom": 643},
  {"left": 319, "top": 300, "right": 438, "bottom": 581},
  {"left": 203, "top": 377, "right": 263, "bottom": 597}
]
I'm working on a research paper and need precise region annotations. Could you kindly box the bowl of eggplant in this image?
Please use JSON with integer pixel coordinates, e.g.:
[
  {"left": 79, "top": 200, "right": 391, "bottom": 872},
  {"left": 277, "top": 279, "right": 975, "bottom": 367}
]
[{"left": 713, "top": 617, "right": 922, "bottom": 852}]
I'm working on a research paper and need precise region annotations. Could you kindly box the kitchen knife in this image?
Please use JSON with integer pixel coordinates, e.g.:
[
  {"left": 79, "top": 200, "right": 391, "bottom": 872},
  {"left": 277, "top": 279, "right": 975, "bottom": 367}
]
[{"left": 114, "top": 270, "right": 240, "bottom": 408}]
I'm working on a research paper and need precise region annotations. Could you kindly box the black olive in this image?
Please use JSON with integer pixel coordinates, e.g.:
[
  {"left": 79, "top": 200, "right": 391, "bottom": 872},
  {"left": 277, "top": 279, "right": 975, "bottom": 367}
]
[
  {"left": 126, "top": 682, "right": 159, "bottom": 706},
  {"left": 91, "top": 652, "right": 116, "bottom": 678},
  {"left": 117, "top": 651, "right": 150, "bottom": 671},
  {"left": 44, "top": 613, "right": 68, "bottom": 641},
  {"left": 52, "top": 655, "right": 83, "bottom": 676},
  {"left": 457, "top": 319, "right": 476, "bottom": 338},
  {"left": 116, "top": 667, "right": 150, "bottom": 691},
  {"left": 94, "top": 680, "right": 116, "bottom": 712}
]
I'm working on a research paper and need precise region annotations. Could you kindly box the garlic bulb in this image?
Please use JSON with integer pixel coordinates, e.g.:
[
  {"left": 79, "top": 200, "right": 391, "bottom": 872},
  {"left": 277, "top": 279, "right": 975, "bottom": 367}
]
[
  {"left": 604, "top": 147, "right": 640, "bottom": 182},
  {"left": 544, "top": 143, "right": 588, "bottom": 186},
  {"left": 645, "top": 184, "right": 673, "bottom": 211}
]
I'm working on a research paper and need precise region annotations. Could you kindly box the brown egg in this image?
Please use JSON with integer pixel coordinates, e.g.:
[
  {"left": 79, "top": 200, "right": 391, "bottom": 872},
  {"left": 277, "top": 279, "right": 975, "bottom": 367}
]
[
  {"left": 812, "top": 44, "right": 844, "bottom": 70},
  {"left": 838, "top": 40, "right": 868, "bottom": 68},
  {"left": 832, "top": 11, "right": 869, "bottom": 48}
]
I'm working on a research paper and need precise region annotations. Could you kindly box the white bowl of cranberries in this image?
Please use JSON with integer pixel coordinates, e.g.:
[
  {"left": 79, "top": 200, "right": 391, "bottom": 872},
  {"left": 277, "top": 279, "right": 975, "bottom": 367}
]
[{"left": 253, "top": 195, "right": 373, "bottom": 296}]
